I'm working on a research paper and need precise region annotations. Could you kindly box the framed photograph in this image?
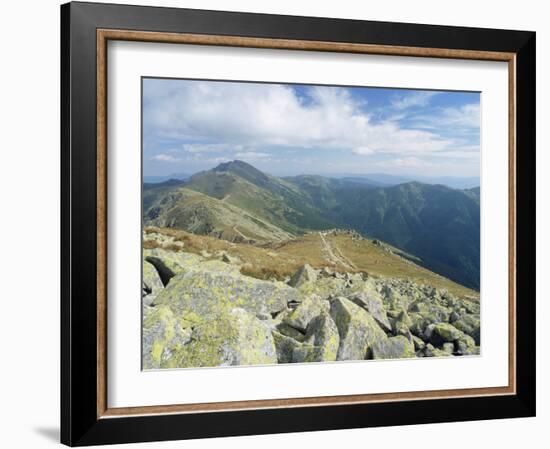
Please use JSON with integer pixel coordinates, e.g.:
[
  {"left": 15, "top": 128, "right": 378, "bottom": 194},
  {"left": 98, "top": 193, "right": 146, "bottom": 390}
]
[{"left": 61, "top": 1, "right": 536, "bottom": 446}]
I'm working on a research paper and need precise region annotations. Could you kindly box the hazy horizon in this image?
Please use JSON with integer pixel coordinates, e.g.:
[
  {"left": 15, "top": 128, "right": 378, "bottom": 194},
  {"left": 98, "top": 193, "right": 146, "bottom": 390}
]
[
  {"left": 143, "top": 78, "right": 480, "bottom": 179},
  {"left": 144, "top": 159, "right": 480, "bottom": 180},
  {"left": 143, "top": 159, "right": 480, "bottom": 189}
]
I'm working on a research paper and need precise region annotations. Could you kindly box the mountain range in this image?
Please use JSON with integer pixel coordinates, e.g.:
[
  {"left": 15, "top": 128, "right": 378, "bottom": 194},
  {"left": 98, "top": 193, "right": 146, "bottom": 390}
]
[
  {"left": 144, "top": 170, "right": 480, "bottom": 190},
  {"left": 143, "top": 172, "right": 190, "bottom": 184},
  {"left": 322, "top": 173, "right": 480, "bottom": 190},
  {"left": 143, "top": 160, "right": 480, "bottom": 290}
]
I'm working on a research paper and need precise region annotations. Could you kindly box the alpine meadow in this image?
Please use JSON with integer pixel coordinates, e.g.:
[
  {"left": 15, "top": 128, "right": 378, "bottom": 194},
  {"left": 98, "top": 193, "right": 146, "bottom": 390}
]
[{"left": 141, "top": 78, "right": 481, "bottom": 369}]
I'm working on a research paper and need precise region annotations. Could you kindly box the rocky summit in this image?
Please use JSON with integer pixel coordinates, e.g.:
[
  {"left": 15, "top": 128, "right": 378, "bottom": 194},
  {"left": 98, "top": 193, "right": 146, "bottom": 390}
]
[{"left": 142, "top": 230, "right": 480, "bottom": 369}]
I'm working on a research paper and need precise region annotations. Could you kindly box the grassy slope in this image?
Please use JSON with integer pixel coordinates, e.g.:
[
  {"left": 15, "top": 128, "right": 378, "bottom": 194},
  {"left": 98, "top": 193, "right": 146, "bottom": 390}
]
[
  {"left": 143, "top": 179, "right": 186, "bottom": 212},
  {"left": 144, "top": 187, "right": 293, "bottom": 242},
  {"left": 145, "top": 226, "right": 479, "bottom": 300},
  {"left": 185, "top": 166, "right": 335, "bottom": 234}
]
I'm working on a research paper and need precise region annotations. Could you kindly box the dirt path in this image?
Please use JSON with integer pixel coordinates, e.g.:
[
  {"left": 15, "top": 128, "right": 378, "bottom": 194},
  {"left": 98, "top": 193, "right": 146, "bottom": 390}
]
[
  {"left": 232, "top": 226, "right": 248, "bottom": 240},
  {"left": 318, "top": 232, "right": 356, "bottom": 270},
  {"left": 332, "top": 241, "right": 358, "bottom": 270}
]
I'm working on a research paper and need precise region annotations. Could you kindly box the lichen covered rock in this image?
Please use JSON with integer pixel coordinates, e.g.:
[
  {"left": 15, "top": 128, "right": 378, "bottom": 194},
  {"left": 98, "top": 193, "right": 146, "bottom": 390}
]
[
  {"left": 412, "top": 335, "right": 426, "bottom": 351},
  {"left": 426, "top": 322, "right": 463, "bottom": 346},
  {"left": 455, "top": 333, "right": 477, "bottom": 355},
  {"left": 349, "top": 289, "right": 392, "bottom": 332},
  {"left": 292, "top": 344, "right": 331, "bottom": 363},
  {"left": 296, "top": 276, "right": 347, "bottom": 300},
  {"left": 393, "top": 310, "right": 414, "bottom": 340},
  {"left": 452, "top": 315, "right": 481, "bottom": 345},
  {"left": 423, "top": 343, "right": 451, "bottom": 358},
  {"left": 146, "top": 308, "right": 277, "bottom": 369},
  {"left": 143, "top": 248, "right": 205, "bottom": 286},
  {"left": 143, "top": 259, "right": 164, "bottom": 306},
  {"left": 272, "top": 331, "right": 302, "bottom": 363},
  {"left": 372, "top": 335, "right": 416, "bottom": 360},
  {"left": 329, "top": 297, "right": 388, "bottom": 360},
  {"left": 283, "top": 295, "right": 328, "bottom": 332},
  {"left": 288, "top": 264, "right": 318, "bottom": 288},
  {"left": 409, "top": 301, "right": 451, "bottom": 325},
  {"left": 275, "top": 322, "right": 306, "bottom": 342},
  {"left": 301, "top": 311, "right": 340, "bottom": 362},
  {"left": 142, "top": 305, "right": 193, "bottom": 369},
  {"left": 154, "top": 264, "right": 297, "bottom": 317},
  {"left": 141, "top": 239, "right": 481, "bottom": 367}
]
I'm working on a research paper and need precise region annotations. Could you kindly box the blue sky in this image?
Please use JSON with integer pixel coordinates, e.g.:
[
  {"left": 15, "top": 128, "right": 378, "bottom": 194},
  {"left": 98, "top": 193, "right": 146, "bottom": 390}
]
[{"left": 143, "top": 78, "right": 480, "bottom": 177}]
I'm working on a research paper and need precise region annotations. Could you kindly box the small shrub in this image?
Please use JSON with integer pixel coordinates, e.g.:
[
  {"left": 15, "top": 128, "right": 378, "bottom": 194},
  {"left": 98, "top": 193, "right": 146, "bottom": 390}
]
[
  {"left": 240, "top": 266, "right": 289, "bottom": 281},
  {"left": 163, "top": 243, "right": 183, "bottom": 252},
  {"left": 143, "top": 239, "right": 161, "bottom": 249}
]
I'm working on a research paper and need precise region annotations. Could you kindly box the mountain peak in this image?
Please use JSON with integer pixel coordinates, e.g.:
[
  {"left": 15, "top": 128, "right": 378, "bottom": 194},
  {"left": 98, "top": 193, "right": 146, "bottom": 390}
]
[
  {"left": 211, "top": 160, "right": 272, "bottom": 186},
  {"left": 212, "top": 160, "right": 257, "bottom": 173}
]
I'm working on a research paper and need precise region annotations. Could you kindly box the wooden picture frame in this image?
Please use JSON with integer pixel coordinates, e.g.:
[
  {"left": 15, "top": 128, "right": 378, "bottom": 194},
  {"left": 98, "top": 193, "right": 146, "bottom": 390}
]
[{"left": 61, "top": 1, "right": 536, "bottom": 446}]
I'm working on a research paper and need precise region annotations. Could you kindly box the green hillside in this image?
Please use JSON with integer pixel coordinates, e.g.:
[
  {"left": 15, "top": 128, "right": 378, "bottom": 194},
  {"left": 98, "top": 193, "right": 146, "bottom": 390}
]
[
  {"left": 144, "top": 187, "right": 293, "bottom": 242},
  {"left": 185, "top": 161, "right": 334, "bottom": 233},
  {"left": 318, "top": 182, "right": 480, "bottom": 290}
]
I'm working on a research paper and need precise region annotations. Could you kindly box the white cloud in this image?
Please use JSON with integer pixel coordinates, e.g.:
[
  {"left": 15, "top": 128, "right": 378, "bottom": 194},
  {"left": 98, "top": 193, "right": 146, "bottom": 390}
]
[
  {"left": 430, "top": 148, "right": 480, "bottom": 159},
  {"left": 144, "top": 81, "right": 454, "bottom": 156},
  {"left": 390, "top": 91, "right": 438, "bottom": 110},
  {"left": 375, "top": 157, "right": 435, "bottom": 168},
  {"left": 352, "top": 146, "right": 374, "bottom": 155},
  {"left": 412, "top": 103, "right": 480, "bottom": 130},
  {"left": 201, "top": 156, "right": 232, "bottom": 164},
  {"left": 234, "top": 151, "right": 271, "bottom": 160},
  {"left": 182, "top": 143, "right": 242, "bottom": 153},
  {"left": 150, "top": 152, "right": 232, "bottom": 165},
  {"left": 151, "top": 153, "right": 180, "bottom": 162},
  {"left": 439, "top": 103, "right": 480, "bottom": 128}
]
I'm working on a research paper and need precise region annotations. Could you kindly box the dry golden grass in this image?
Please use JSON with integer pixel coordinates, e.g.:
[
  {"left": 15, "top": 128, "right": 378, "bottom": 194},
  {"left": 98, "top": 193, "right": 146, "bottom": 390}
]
[
  {"left": 239, "top": 265, "right": 289, "bottom": 281},
  {"left": 143, "top": 226, "right": 479, "bottom": 300},
  {"left": 143, "top": 239, "right": 160, "bottom": 250},
  {"left": 145, "top": 227, "right": 192, "bottom": 243},
  {"left": 329, "top": 234, "right": 478, "bottom": 298},
  {"left": 144, "top": 226, "right": 307, "bottom": 278}
]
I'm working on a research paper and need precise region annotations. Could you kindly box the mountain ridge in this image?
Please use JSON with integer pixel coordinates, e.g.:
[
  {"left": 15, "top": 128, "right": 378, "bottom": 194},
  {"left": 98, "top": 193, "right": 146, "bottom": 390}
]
[{"left": 143, "top": 160, "right": 480, "bottom": 290}]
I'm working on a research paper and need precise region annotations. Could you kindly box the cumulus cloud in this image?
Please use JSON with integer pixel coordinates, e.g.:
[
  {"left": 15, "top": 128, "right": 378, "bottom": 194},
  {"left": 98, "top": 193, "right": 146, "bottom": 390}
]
[
  {"left": 143, "top": 80, "right": 455, "bottom": 156},
  {"left": 150, "top": 152, "right": 233, "bottom": 165},
  {"left": 351, "top": 146, "right": 374, "bottom": 155},
  {"left": 439, "top": 103, "right": 480, "bottom": 128},
  {"left": 375, "top": 157, "right": 435, "bottom": 168},
  {"left": 200, "top": 156, "right": 232, "bottom": 164},
  {"left": 390, "top": 91, "right": 438, "bottom": 110},
  {"left": 412, "top": 103, "right": 480, "bottom": 130},
  {"left": 151, "top": 153, "right": 180, "bottom": 162},
  {"left": 234, "top": 151, "right": 271, "bottom": 160},
  {"left": 181, "top": 143, "right": 243, "bottom": 153}
]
